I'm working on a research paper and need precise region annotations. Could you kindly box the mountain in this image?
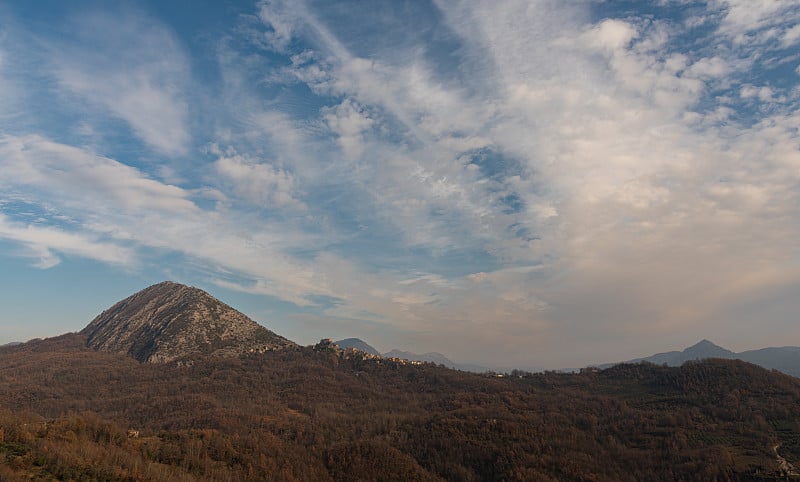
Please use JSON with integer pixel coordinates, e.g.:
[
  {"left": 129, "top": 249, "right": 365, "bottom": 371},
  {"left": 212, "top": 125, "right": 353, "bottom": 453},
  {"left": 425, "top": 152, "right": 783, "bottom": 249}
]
[
  {"left": 334, "top": 338, "right": 380, "bottom": 356},
  {"left": 632, "top": 339, "right": 737, "bottom": 366},
  {"left": 738, "top": 346, "right": 800, "bottom": 378},
  {"left": 382, "top": 349, "right": 488, "bottom": 372},
  {"left": 81, "top": 281, "right": 295, "bottom": 363},
  {"left": 332, "top": 340, "right": 488, "bottom": 372},
  {"left": 600, "top": 339, "right": 800, "bottom": 378},
  {"left": 383, "top": 348, "right": 455, "bottom": 366}
]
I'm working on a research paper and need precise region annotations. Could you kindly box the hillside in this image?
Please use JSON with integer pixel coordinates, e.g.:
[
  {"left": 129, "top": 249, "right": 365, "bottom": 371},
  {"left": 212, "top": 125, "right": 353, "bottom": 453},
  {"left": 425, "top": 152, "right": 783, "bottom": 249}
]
[
  {"left": 1, "top": 334, "right": 800, "bottom": 480},
  {"left": 81, "top": 281, "right": 295, "bottom": 363}
]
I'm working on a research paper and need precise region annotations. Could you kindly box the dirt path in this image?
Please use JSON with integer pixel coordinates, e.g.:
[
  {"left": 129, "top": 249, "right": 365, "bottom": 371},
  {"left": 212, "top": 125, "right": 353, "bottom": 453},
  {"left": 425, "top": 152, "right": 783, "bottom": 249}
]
[{"left": 773, "top": 443, "right": 799, "bottom": 476}]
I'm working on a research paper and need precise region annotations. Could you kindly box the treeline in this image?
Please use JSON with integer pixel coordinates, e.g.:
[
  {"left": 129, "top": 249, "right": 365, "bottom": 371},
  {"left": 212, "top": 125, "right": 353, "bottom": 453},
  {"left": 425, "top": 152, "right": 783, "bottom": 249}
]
[{"left": 1, "top": 334, "right": 800, "bottom": 480}]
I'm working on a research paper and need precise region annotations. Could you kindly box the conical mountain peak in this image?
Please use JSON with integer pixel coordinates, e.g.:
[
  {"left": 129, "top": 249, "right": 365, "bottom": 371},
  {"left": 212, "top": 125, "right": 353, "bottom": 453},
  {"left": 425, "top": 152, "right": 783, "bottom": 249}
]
[
  {"left": 683, "top": 339, "right": 735, "bottom": 358},
  {"left": 689, "top": 339, "right": 718, "bottom": 349},
  {"left": 81, "top": 281, "right": 295, "bottom": 363}
]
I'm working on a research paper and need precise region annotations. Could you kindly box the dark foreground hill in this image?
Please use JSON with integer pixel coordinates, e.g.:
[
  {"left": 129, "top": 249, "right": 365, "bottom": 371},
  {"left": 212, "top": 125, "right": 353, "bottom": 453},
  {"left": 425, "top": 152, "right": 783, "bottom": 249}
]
[{"left": 1, "top": 334, "right": 800, "bottom": 481}]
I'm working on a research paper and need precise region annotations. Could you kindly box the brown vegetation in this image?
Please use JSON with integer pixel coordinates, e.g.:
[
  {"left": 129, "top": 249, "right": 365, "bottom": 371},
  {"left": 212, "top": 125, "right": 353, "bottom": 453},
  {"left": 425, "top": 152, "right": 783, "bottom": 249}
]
[{"left": 1, "top": 333, "right": 800, "bottom": 480}]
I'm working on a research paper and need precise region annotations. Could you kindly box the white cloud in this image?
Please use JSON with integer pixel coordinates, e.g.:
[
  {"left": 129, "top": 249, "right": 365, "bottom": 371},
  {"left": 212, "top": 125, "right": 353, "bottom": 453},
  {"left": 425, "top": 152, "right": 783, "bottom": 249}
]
[
  {"left": 0, "top": 135, "right": 197, "bottom": 216},
  {"left": 741, "top": 84, "right": 779, "bottom": 102},
  {"left": 685, "top": 56, "right": 732, "bottom": 79},
  {"left": 212, "top": 145, "right": 304, "bottom": 209},
  {"left": 0, "top": 213, "right": 134, "bottom": 268},
  {"left": 783, "top": 23, "right": 800, "bottom": 45},
  {"left": 583, "top": 19, "right": 639, "bottom": 52},
  {"left": 51, "top": 10, "right": 190, "bottom": 156},
  {"left": 323, "top": 98, "right": 374, "bottom": 159},
  {"left": 714, "top": 0, "right": 798, "bottom": 37},
  {"left": 0, "top": 134, "right": 333, "bottom": 307},
  {"left": 257, "top": 0, "right": 303, "bottom": 52}
]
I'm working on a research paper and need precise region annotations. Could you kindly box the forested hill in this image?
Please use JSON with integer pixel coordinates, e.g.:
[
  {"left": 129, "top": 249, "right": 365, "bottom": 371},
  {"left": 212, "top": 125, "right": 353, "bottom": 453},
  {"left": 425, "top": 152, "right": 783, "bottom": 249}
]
[{"left": 1, "top": 334, "right": 800, "bottom": 481}]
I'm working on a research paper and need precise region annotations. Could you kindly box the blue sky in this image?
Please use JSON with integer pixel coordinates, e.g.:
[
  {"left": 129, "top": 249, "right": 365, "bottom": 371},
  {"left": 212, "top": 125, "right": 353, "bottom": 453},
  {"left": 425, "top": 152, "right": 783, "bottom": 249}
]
[{"left": 0, "top": 0, "right": 799, "bottom": 369}]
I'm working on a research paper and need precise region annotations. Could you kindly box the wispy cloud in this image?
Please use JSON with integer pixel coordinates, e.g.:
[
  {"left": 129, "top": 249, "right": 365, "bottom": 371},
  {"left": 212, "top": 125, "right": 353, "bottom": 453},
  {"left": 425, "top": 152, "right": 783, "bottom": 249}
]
[
  {"left": 0, "top": 134, "right": 329, "bottom": 306},
  {"left": 0, "top": 213, "right": 133, "bottom": 269},
  {"left": 49, "top": 9, "right": 191, "bottom": 156},
  {"left": 0, "top": 135, "right": 197, "bottom": 216},
  {"left": 714, "top": 0, "right": 799, "bottom": 39},
  {"left": 211, "top": 144, "right": 305, "bottom": 209}
]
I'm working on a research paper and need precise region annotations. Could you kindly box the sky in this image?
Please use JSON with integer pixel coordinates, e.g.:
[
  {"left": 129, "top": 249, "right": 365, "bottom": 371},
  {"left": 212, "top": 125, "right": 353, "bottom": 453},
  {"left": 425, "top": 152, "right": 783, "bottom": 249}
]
[{"left": 0, "top": 0, "right": 799, "bottom": 370}]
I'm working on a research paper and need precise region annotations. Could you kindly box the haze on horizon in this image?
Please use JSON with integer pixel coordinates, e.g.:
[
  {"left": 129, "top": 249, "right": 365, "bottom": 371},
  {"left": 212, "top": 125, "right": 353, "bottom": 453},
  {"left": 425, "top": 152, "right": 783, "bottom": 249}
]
[{"left": 0, "top": 0, "right": 798, "bottom": 370}]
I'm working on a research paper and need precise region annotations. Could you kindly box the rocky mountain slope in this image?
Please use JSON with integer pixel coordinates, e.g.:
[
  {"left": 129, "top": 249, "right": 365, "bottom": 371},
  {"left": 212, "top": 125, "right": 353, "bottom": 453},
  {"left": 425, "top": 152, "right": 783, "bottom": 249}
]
[{"left": 81, "top": 281, "right": 295, "bottom": 363}]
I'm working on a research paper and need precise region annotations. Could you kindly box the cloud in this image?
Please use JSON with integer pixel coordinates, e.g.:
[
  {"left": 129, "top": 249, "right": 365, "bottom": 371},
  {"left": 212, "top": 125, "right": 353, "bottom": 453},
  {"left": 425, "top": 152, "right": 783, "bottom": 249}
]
[
  {"left": 741, "top": 84, "right": 778, "bottom": 102},
  {"left": 0, "top": 135, "right": 197, "bottom": 216},
  {"left": 0, "top": 213, "right": 133, "bottom": 269},
  {"left": 783, "top": 23, "right": 800, "bottom": 46},
  {"left": 50, "top": 9, "right": 191, "bottom": 156},
  {"left": 323, "top": 98, "right": 374, "bottom": 160},
  {"left": 0, "top": 134, "right": 332, "bottom": 307},
  {"left": 583, "top": 19, "right": 639, "bottom": 52},
  {"left": 685, "top": 56, "right": 732, "bottom": 79},
  {"left": 211, "top": 144, "right": 304, "bottom": 209},
  {"left": 250, "top": 3, "right": 532, "bottom": 260},
  {"left": 257, "top": 0, "right": 304, "bottom": 52},
  {"left": 714, "top": 0, "right": 798, "bottom": 39}
]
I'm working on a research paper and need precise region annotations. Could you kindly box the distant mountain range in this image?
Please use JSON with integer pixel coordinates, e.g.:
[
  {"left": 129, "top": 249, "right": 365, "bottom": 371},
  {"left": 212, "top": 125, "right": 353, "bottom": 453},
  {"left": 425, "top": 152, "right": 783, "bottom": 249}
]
[
  {"left": 335, "top": 338, "right": 487, "bottom": 373},
  {"left": 382, "top": 349, "right": 457, "bottom": 367},
  {"left": 334, "top": 338, "right": 381, "bottom": 356},
  {"left": 2, "top": 281, "right": 798, "bottom": 380},
  {"left": 600, "top": 339, "right": 800, "bottom": 378}
]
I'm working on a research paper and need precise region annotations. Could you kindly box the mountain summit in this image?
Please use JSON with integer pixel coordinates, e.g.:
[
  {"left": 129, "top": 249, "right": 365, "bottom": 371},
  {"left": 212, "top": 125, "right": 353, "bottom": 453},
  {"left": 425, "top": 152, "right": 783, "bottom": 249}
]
[
  {"left": 683, "top": 339, "right": 736, "bottom": 359},
  {"left": 81, "top": 281, "right": 295, "bottom": 363},
  {"left": 633, "top": 339, "right": 736, "bottom": 366}
]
